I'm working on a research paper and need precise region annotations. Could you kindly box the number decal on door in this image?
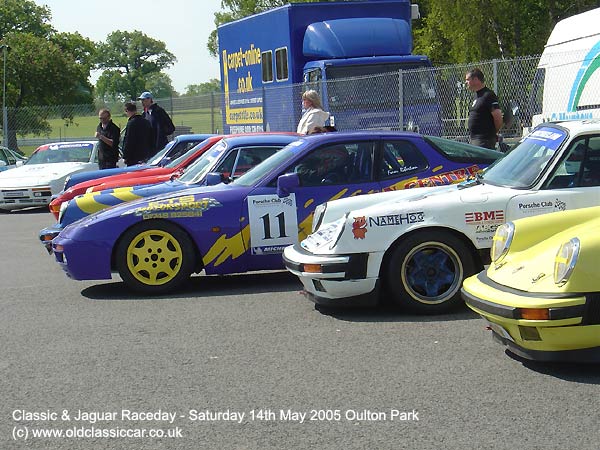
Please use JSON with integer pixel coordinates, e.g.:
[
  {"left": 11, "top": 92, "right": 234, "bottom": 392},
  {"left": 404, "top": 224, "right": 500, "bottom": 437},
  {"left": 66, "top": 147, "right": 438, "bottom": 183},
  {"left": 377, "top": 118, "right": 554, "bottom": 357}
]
[{"left": 248, "top": 194, "right": 298, "bottom": 255}]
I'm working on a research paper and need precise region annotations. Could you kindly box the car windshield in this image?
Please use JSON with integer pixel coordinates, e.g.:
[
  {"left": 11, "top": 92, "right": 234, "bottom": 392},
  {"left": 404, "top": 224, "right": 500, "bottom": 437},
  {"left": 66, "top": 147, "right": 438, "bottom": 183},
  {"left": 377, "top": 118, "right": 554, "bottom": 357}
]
[
  {"left": 234, "top": 140, "right": 305, "bottom": 187},
  {"left": 481, "top": 126, "right": 568, "bottom": 188},
  {"left": 424, "top": 136, "right": 502, "bottom": 162},
  {"left": 178, "top": 140, "right": 228, "bottom": 184},
  {"left": 26, "top": 142, "right": 95, "bottom": 165},
  {"left": 147, "top": 142, "right": 174, "bottom": 165},
  {"left": 164, "top": 140, "right": 210, "bottom": 169}
]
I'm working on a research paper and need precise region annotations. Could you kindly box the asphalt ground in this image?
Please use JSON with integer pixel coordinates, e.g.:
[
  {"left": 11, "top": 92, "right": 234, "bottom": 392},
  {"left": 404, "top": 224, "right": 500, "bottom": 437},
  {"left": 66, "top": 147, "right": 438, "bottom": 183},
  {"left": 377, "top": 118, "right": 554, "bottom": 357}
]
[{"left": 1, "top": 209, "right": 599, "bottom": 450}]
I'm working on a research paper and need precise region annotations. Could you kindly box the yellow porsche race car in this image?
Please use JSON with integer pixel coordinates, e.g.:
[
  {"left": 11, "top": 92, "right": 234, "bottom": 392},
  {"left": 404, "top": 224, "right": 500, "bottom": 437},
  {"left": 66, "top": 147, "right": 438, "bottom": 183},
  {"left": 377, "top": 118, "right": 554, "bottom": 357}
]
[{"left": 462, "top": 206, "right": 600, "bottom": 362}]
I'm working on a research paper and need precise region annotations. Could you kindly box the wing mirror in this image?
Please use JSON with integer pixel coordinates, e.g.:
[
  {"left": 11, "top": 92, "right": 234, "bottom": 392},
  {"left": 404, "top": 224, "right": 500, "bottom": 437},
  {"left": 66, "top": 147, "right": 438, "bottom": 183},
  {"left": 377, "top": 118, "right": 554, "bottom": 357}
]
[{"left": 277, "top": 173, "right": 300, "bottom": 197}]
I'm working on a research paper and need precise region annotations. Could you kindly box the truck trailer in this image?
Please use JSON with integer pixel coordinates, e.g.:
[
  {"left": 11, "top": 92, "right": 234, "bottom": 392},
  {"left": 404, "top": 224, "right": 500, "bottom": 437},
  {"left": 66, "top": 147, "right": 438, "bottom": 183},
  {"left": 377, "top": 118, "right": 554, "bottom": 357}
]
[{"left": 218, "top": 0, "right": 440, "bottom": 134}]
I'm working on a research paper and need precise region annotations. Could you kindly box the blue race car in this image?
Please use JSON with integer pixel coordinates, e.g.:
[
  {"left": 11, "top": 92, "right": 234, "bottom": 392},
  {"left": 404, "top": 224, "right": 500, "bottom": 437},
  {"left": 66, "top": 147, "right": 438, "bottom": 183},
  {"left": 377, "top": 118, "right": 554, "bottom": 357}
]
[
  {"left": 52, "top": 131, "right": 502, "bottom": 294},
  {"left": 40, "top": 134, "right": 299, "bottom": 250}
]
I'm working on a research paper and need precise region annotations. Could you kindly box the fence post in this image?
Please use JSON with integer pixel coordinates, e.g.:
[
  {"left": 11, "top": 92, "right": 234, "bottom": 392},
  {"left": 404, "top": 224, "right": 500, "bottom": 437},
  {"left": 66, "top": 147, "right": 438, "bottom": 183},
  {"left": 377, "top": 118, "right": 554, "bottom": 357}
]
[
  {"left": 210, "top": 92, "right": 215, "bottom": 133},
  {"left": 493, "top": 59, "right": 499, "bottom": 94},
  {"left": 398, "top": 69, "right": 404, "bottom": 131}
]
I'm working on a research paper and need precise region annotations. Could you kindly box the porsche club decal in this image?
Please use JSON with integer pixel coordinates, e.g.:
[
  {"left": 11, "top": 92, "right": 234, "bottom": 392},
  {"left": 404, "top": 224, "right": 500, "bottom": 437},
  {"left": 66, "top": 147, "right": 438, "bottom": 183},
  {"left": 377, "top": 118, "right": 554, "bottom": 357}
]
[
  {"left": 518, "top": 198, "right": 567, "bottom": 215},
  {"left": 124, "top": 195, "right": 222, "bottom": 219},
  {"left": 465, "top": 210, "right": 505, "bottom": 234}
]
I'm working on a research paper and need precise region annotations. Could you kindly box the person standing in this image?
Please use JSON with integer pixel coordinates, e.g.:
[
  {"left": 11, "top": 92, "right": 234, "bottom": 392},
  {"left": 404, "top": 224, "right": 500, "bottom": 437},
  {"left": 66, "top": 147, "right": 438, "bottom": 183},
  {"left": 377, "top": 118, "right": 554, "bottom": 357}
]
[
  {"left": 95, "top": 108, "right": 121, "bottom": 169},
  {"left": 465, "top": 68, "right": 503, "bottom": 149},
  {"left": 296, "top": 90, "right": 330, "bottom": 134},
  {"left": 121, "top": 102, "right": 153, "bottom": 166},
  {"left": 138, "top": 91, "right": 174, "bottom": 158}
]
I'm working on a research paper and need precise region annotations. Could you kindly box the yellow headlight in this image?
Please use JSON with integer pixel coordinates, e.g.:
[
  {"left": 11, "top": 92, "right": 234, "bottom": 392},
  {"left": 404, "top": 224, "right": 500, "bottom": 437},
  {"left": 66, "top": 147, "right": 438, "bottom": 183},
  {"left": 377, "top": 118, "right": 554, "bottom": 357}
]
[{"left": 554, "top": 238, "right": 580, "bottom": 285}]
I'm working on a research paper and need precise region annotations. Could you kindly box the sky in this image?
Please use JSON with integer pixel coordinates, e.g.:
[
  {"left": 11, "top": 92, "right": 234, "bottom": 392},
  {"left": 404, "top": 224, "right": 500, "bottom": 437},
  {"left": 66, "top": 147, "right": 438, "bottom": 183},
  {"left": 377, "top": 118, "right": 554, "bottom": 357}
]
[{"left": 35, "top": 0, "right": 224, "bottom": 93}]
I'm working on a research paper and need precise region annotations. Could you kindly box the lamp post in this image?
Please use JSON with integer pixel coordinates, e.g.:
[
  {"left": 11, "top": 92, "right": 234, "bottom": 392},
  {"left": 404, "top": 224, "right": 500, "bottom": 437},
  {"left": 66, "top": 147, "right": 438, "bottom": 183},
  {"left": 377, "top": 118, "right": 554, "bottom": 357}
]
[{"left": 1, "top": 44, "right": 8, "bottom": 147}]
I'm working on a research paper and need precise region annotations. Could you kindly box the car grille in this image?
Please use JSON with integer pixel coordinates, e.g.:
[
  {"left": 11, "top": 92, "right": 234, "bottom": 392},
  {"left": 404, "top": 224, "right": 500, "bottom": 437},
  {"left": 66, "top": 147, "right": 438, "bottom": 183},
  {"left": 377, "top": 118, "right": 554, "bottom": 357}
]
[{"left": 584, "top": 293, "right": 600, "bottom": 325}]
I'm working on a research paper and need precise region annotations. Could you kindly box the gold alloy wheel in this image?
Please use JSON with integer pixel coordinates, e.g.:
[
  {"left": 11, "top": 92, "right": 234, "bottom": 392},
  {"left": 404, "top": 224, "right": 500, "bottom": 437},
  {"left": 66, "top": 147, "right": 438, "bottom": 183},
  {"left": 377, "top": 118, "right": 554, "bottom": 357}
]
[{"left": 126, "top": 229, "right": 184, "bottom": 286}]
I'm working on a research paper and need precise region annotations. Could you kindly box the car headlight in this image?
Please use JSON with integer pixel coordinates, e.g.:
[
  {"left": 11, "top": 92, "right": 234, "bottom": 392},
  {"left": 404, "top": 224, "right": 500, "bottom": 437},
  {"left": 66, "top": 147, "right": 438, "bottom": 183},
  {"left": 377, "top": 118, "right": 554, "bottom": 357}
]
[
  {"left": 58, "top": 200, "right": 69, "bottom": 223},
  {"left": 301, "top": 213, "right": 348, "bottom": 252},
  {"left": 491, "top": 222, "right": 514, "bottom": 263},
  {"left": 312, "top": 203, "right": 327, "bottom": 232},
  {"left": 554, "top": 238, "right": 580, "bottom": 286}
]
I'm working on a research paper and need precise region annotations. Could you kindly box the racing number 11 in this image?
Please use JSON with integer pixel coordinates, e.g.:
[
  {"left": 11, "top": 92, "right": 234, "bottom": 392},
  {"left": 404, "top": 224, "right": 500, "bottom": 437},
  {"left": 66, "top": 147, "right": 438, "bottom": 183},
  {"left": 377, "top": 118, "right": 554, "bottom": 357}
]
[{"left": 260, "top": 212, "right": 288, "bottom": 239}]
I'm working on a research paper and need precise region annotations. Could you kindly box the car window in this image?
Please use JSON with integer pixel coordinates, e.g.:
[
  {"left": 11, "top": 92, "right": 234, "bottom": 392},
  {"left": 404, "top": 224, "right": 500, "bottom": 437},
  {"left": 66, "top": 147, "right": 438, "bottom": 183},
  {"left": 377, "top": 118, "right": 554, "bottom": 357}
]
[
  {"left": 215, "top": 149, "right": 239, "bottom": 179},
  {"left": 168, "top": 140, "right": 202, "bottom": 161},
  {"left": 545, "top": 135, "right": 600, "bottom": 188},
  {"left": 424, "top": 135, "right": 502, "bottom": 162},
  {"left": 6, "top": 150, "right": 16, "bottom": 164},
  {"left": 27, "top": 144, "right": 94, "bottom": 164},
  {"left": 0, "top": 149, "right": 8, "bottom": 164},
  {"left": 231, "top": 146, "right": 279, "bottom": 178},
  {"left": 290, "top": 142, "right": 376, "bottom": 186},
  {"left": 379, "top": 140, "right": 427, "bottom": 180}
]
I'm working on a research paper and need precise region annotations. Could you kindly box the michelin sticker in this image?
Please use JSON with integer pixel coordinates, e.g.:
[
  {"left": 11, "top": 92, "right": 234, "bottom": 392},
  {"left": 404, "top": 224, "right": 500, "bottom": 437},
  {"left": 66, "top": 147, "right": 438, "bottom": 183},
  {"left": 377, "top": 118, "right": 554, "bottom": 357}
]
[{"left": 248, "top": 194, "right": 298, "bottom": 255}]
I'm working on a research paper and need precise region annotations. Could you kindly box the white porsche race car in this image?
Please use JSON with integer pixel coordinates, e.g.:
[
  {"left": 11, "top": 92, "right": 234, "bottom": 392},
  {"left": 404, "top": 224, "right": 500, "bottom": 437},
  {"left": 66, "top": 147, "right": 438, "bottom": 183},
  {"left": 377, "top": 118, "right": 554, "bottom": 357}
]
[
  {"left": 284, "top": 120, "right": 600, "bottom": 313},
  {"left": 0, "top": 141, "right": 99, "bottom": 211}
]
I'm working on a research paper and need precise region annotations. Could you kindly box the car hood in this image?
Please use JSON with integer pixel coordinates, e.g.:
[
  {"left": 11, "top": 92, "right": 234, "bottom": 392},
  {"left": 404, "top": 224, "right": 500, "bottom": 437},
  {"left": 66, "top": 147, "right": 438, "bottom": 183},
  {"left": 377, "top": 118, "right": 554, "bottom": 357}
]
[
  {"left": 486, "top": 207, "right": 600, "bottom": 294},
  {"left": 318, "top": 184, "right": 457, "bottom": 226},
  {"left": 0, "top": 162, "right": 92, "bottom": 188}
]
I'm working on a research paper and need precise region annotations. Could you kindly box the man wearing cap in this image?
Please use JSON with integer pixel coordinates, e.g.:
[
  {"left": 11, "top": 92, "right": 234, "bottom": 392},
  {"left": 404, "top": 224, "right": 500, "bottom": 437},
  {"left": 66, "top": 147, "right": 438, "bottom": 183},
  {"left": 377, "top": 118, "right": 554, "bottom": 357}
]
[{"left": 138, "top": 91, "right": 174, "bottom": 158}]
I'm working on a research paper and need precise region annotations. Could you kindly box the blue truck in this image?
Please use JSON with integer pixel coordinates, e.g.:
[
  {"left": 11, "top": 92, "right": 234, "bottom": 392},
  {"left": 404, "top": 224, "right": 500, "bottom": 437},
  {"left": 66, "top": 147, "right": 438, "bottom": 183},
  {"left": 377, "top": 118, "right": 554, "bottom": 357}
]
[{"left": 218, "top": 0, "right": 440, "bottom": 135}]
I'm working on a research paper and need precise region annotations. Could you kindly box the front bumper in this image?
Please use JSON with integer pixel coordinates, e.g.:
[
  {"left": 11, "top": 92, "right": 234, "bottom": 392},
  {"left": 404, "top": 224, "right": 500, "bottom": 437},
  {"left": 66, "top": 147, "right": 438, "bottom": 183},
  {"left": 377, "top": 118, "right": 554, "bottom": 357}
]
[
  {"left": 0, "top": 186, "right": 53, "bottom": 210},
  {"left": 282, "top": 243, "right": 382, "bottom": 306},
  {"left": 53, "top": 235, "right": 113, "bottom": 281},
  {"left": 39, "top": 224, "right": 64, "bottom": 254},
  {"left": 462, "top": 272, "right": 600, "bottom": 362}
]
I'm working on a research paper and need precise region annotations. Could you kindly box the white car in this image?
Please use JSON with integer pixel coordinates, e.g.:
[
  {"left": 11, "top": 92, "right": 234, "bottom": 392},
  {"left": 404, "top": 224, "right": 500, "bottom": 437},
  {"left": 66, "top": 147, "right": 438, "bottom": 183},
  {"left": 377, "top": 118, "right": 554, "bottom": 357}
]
[
  {"left": 0, "top": 146, "right": 27, "bottom": 171},
  {"left": 283, "top": 120, "right": 600, "bottom": 313},
  {"left": 0, "top": 141, "right": 99, "bottom": 211}
]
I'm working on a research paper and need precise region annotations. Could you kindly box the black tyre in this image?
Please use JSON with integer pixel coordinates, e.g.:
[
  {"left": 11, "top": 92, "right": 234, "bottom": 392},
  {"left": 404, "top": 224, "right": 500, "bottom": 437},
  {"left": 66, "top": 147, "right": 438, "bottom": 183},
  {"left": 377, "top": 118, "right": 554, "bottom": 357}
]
[
  {"left": 115, "top": 220, "right": 196, "bottom": 294},
  {"left": 384, "top": 231, "right": 477, "bottom": 313}
]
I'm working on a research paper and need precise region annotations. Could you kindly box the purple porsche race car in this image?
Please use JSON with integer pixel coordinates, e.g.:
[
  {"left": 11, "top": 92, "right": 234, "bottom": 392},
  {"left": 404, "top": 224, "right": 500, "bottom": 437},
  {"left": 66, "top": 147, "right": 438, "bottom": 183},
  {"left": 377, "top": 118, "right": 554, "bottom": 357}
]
[{"left": 51, "top": 131, "right": 502, "bottom": 294}]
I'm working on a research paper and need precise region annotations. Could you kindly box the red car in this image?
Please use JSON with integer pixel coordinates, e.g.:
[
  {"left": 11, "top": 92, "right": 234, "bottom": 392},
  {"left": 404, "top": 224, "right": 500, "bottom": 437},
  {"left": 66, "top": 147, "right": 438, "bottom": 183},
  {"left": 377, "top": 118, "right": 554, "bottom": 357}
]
[{"left": 49, "top": 135, "right": 224, "bottom": 219}]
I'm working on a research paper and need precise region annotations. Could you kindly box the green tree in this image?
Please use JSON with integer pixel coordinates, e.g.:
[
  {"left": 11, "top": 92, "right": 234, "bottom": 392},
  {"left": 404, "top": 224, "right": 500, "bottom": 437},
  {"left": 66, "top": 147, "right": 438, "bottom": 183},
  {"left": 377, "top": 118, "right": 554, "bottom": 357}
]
[
  {"left": 95, "top": 31, "right": 176, "bottom": 101},
  {"left": 413, "top": 0, "right": 600, "bottom": 63},
  {"left": 0, "top": 0, "right": 96, "bottom": 149},
  {"left": 183, "top": 79, "right": 221, "bottom": 96}
]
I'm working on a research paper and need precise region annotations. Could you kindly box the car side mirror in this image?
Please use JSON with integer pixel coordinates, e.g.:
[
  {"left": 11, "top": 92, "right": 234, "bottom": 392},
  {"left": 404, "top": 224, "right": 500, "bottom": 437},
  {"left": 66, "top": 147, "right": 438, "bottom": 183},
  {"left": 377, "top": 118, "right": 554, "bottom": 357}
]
[
  {"left": 277, "top": 172, "right": 300, "bottom": 197},
  {"left": 158, "top": 156, "right": 171, "bottom": 167},
  {"left": 205, "top": 172, "right": 223, "bottom": 186}
]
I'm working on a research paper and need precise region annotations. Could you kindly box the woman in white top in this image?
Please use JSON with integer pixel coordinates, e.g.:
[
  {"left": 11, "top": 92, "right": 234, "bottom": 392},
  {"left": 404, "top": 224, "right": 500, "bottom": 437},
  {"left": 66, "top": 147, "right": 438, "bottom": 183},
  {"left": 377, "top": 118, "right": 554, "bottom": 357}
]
[{"left": 296, "top": 90, "right": 330, "bottom": 134}]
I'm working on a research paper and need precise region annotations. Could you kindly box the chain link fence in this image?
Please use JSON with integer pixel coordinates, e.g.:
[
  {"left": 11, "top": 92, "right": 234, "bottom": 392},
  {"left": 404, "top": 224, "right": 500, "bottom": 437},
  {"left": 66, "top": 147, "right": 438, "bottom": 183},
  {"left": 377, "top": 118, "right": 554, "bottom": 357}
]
[{"left": 2, "top": 55, "right": 543, "bottom": 151}]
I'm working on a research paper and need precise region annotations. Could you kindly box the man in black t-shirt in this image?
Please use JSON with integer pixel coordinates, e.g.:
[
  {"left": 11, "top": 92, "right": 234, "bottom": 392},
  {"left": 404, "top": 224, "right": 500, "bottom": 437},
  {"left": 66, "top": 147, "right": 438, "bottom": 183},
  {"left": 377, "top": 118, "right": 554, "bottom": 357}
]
[
  {"left": 465, "top": 68, "right": 503, "bottom": 149},
  {"left": 95, "top": 109, "right": 121, "bottom": 169}
]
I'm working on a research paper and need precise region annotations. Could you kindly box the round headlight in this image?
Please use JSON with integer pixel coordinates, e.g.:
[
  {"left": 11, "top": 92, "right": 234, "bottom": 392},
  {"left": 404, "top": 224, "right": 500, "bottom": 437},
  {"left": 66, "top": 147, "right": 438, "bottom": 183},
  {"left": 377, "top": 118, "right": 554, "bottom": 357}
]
[
  {"left": 491, "top": 222, "right": 515, "bottom": 263},
  {"left": 554, "top": 238, "right": 580, "bottom": 286}
]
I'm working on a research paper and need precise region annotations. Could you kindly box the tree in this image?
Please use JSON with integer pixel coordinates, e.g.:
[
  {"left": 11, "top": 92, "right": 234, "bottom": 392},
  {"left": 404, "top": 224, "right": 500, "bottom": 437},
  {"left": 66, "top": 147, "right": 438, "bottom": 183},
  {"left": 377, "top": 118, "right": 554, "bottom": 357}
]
[
  {"left": 0, "top": 0, "right": 96, "bottom": 149},
  {"left": 95, "top": 31, "right": 176, "bottom": 101},
  {"left": 183, "top": 79, "right": 221, "bottom": 96},
  {"left": 413, "top": 0, "right": 600, "bottom": 63}
]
